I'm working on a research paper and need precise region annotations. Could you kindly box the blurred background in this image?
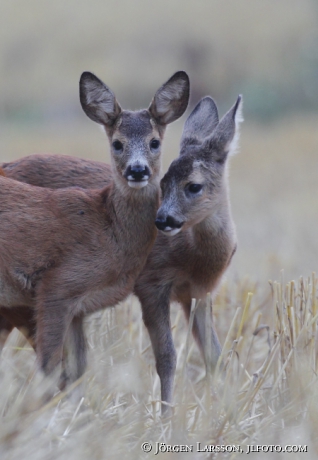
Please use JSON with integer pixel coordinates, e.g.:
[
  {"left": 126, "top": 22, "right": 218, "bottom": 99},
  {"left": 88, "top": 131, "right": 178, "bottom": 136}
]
[{"left": 0, "top": 0, "right": 318, "bottom": 281}]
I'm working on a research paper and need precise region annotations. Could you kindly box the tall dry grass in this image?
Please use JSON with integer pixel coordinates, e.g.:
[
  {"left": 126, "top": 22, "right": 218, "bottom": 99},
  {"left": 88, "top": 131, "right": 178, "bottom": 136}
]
[{"left": 0, "top": 273, "right": 317, "bottom": 459}]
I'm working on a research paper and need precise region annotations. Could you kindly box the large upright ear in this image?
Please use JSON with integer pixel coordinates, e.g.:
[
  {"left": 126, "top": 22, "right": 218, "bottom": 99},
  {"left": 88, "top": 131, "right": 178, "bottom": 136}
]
[
  {"left": 180, "top": 97, "right": 219, "bottom": 147},
  {"left": 79, "top": 72, "right": 122, "bottom": 126},
  {"left": 207, "top": 95, "right": 243, "bottom": 159},
  {"left": 148, "top": 71, "right": 190, "bottom": 125}
]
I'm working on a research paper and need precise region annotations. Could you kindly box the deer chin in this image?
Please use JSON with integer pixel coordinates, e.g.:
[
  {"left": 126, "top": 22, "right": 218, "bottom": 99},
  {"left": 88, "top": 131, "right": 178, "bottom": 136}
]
[
  {"left": 161, "top": 227, "right": 182, "bottom": 236},
  {"left": 127, "top": 180, "right": 149, "bottom": 189}
]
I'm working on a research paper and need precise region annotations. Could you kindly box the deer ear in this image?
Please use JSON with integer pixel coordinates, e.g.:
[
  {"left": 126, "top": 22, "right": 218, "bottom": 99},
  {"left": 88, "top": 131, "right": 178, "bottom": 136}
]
[
  {"left": 149, "top": 71, "right": 190, "bottom": 125},
  {"left": 206, "top": 95, "right": 243, "bottom": 161},
  {"left": 79, "top": 72, "right": 122, "bottom": 126},
  {"left": 180, "top": 97, "right": 219, "bottom": 146}
]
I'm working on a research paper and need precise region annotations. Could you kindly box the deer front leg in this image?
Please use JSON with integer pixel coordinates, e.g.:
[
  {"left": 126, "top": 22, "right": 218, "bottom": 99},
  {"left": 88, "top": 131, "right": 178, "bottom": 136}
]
[
  {"left": 138, "top": 285, "right": 176, "bottom": 416},
  {"left": 181, "top": 298, "right": 221, "bottom": 371}
]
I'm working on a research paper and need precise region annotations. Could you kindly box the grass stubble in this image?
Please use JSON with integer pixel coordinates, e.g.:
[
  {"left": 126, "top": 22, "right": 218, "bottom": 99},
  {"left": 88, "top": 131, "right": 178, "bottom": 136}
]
[{"left": 0, "top": 272, "right": 317, "bottom": 459}]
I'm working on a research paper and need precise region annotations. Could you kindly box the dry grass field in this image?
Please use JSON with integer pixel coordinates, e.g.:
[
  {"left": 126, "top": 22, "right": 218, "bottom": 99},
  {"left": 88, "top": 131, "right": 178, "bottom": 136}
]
[
  {"left": 0, "top": 274, "right": 317, "bottom": 459},
  {"left": 1, "top": 0, "right": 318, "bottom": 458}
]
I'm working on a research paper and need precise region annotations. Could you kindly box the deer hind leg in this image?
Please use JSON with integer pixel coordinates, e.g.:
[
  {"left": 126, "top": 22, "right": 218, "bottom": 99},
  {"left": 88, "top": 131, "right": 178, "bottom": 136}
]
[
  {"left": 62, "top": 314, "right": 87, "bottom": 387},
  {"left": 181, "top": 298, "right": 221, "bottom": 371},
  {"left": 137, "top": 284, "right": 176, "bottom": 416}
]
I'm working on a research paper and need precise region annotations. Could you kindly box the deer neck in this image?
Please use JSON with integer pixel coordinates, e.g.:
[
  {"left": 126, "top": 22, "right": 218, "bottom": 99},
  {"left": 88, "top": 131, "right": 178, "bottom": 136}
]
[
  {"left": 176, "top": 186, "right": 236, "bottom": 296},
  {"left": 192, "top": 185, "right": 235, "bottom": 250},
  {"left": 112, "top": 174, "right": 160, "bottom": 202},
  {"left": 106, "top": 177, "right": 159, "bottom": 249}
]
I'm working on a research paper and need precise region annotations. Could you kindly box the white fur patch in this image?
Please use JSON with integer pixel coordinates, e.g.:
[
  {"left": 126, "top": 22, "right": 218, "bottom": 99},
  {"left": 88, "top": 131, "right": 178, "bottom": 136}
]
[
  {"left": 128, "top": 180, "right": 148, "bottom": 189},
  {"left": 161, "top": 227, "right": 182, "bottom": 236}
]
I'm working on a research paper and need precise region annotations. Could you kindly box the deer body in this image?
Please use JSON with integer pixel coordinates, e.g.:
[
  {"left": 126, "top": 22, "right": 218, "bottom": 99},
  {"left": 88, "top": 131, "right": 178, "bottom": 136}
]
[
  {"left": 147, "top": 208, "right": 236, "bottom": 303},
  {"left": 0, "top": 164, "right": 158, "bottom": 378},
  {"left": 0, "top": 180, "right": 157, "bottom": 311},
  {"left": 0, "top": 93, "right": 241, "bottom": 415},
  {"left": 0, "top": 70, "right": 190, "bottom": 381}
]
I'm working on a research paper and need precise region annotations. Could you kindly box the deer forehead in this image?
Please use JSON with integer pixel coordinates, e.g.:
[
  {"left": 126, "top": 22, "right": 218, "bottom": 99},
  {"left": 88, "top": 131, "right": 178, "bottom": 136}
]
[
  {"left": 188, "top": 166, "right": 205, "bottom": 184},
  {"left": 112, "top": 111, "right": 160, "bottom": 140},
  {"left": 162, "top": 157, "right": 206, "bottom": 188},
  {"left": 161, "top": 155, "right": 192, "bottom": 187}
]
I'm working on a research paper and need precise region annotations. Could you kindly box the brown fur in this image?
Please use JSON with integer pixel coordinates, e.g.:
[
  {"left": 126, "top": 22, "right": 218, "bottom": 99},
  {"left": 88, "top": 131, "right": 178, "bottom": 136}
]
[
  {"left": 0, "top": 70, "right": 190, "bottom": 384},
  {"left": 0, "top": 94, "right": 241, "bottom": 415},
  {"left": 1, "top": 155, "right": 110, "bottom": 189}
]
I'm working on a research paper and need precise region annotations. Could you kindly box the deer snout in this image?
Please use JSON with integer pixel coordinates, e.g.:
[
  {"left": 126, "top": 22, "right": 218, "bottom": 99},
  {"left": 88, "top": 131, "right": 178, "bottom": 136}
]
[
  {"left": 125, "top": 165, "right": 150, "bottom": 189},
  {"left": 155, "top": 215, "right": 184, "bottom": 236}
]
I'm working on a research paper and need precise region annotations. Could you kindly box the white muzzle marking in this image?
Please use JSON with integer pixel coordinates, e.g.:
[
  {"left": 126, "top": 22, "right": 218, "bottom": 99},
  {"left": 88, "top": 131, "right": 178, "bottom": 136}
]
[
  {"left": 161, "top": 227, "right": 182, "bottom": 236},
  {"left": 128, "top": 179, "right": 149, "bottom": 189}
]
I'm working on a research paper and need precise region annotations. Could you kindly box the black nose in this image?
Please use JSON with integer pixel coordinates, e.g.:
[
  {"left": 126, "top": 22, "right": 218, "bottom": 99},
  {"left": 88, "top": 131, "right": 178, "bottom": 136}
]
[
  {"left": 155, "top": 215, "right": 184, "bottom": 231},
  {"left": 126, "top": 165, "right": 150, "bottom": 181},
  {"left": 155, "top": 217, "right": 167, "bottom": 231}
]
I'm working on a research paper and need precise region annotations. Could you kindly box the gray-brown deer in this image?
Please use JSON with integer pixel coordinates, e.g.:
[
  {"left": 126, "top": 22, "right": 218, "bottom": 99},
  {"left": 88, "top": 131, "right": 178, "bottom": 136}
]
[
  {"left": 138, "top": 95, "right": 242, "bottom": 410},
  {"left": 0, "top": 93, "right": 241, "bottom": 414},
  {"left": 0, "top": 70, "right": 190, "bottom": 385}
]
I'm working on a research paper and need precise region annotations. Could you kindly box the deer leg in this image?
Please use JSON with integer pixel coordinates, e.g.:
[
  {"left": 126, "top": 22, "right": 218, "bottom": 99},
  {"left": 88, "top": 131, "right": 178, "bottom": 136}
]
[
  {"left": 138, "top": 285, "right": 176, "bottom": 416},
  {"left": 181, "top": 298, "right": 221, "bottom": 371},
  {"left": 36, "top": 298, "right": 74, "bottom": 377},
  {"left": 62, "top": 315, "right": 87, "bottom": 386}
]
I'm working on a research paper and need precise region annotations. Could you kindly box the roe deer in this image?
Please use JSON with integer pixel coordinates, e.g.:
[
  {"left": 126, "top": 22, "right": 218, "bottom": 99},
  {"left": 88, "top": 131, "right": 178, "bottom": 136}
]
[
  {"left": 0, "top": 94, "right": 241, "bottom": 414},
  {"left": 0, "top": 70, "right": 190, "bottom": 384},
  {"left": 138, "top": 95, "right": 242, "bottom": 411}
]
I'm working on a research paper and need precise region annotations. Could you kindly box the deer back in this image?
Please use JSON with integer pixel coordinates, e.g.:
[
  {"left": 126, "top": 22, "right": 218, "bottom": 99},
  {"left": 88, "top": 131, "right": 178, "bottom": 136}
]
[{"left": 1, "top": 154, "right": 112, "bottom": 189}]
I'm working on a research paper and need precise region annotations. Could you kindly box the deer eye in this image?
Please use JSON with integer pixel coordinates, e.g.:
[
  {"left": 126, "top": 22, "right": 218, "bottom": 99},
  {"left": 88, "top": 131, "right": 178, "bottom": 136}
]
[
  {"left": 188, "top": 184, "right": 202, "bottom": 194},
  {"left": 150, "top": 139, "right": 160, "bottom": 150},
  {"left": 112, "top": 140, "right": 123, "bottom": 152}
]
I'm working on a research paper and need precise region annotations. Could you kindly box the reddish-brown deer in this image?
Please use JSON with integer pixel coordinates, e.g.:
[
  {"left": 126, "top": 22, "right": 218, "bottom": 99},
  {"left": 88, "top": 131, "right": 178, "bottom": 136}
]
[
  {"left": 0, "top": 94, "right": 241, "bottom": 414},
  {"left": 0, "top": 70, "right": 190, "bottom": 385}
]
